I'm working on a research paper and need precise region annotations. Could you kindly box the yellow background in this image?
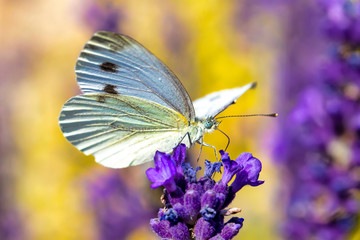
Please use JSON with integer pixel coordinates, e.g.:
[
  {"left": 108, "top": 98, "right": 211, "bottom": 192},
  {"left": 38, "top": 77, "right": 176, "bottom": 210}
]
[{"left": 1, "top": 0, "right": 281, "bottom": 239}]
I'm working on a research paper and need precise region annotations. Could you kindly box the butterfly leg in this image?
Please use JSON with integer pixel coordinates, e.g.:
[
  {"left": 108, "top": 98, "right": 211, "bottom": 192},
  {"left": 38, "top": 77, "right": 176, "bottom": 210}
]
[
  {"left": 201, "top": 142, "right": 219, "bottom": 161},
  {"left": 176, "top": 132, "right": 192, "bottom": 149},
  {"left": 196, "top": 137, "right": 204, "bottom": 162}
]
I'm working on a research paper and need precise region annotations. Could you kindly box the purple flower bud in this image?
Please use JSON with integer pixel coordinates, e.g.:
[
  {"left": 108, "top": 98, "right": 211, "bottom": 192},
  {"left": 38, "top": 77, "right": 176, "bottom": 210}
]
[
  {"left": 201, "top": 190, "right": 217, "bottom": 209},
  {"left": 150, "top": 218, "right": 172, "bottom": 239},
  {"left": 213, "top": 181, "right": 228, "bottom": 195},
  {"left": 157, "top": 208, "right": 165, "bottom": 218},
  {"left": 173, "top": 203, "right": 186, "bottom": 219},
  {"left": 169, "top": 222, "right": 191, "bottom": 240},
  {"left": 168, "top": 192, "right": 185, "bottom": 206},
  {"left": 204, "top": 160, "right": 222, "bottom": 178},
  {"left": 200, "top": 178, "right": 216, "bottom": 191},
  {"left": 194, "top": 217, "right": 217, "bottom": 239},
  {"left": 329, "top": 170, "right": 357, "bottom": 193},
  {"left": 188, "top": 182, "right": 204, "bottom": 195},
  {"left": 161, "top": 208, "right": 179, "bottom": 226},
  {"left": 184, "top": 189, "right": 201, "bottom": 224},
  {"left": 345, "top": 198, "right": 360, "bottom": 214},
  {"left": 231, "top": 153, "right": 264, "bottom": 193},
  {"left": 200, "top": 205, "right": 217, "bottom": 221},
  {"left": 220, "top": 150, "right": 230, "bottom": 161},
  {"left": 204, "top": 182, "right": 228, "bottom": 210},
  {"left": 220, "top": 150, "right": 243, "bottom": 185},
  {"left": 217, "top": 218, "right": 244, "bottom": 240},
  {"left": 182, "top": 163, "right": 201, "bottom": 183}
]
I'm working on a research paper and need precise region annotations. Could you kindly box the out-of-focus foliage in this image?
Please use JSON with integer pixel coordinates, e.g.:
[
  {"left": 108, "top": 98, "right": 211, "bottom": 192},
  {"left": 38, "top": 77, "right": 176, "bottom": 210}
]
[{"left": 1, "top": 0, "right": 279, "bottom": 239}]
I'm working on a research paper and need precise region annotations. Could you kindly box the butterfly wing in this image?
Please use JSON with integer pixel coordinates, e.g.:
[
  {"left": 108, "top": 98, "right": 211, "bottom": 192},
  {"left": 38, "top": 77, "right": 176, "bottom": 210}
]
[
  {"left": 59, "top": 94, "right": 190, "bottom": 168},
  {"left": 193, "top": 82, "right": 256, "bottom": 119},
  {"left": 75, "top": 31, "right": 195, "bottom": 121}
]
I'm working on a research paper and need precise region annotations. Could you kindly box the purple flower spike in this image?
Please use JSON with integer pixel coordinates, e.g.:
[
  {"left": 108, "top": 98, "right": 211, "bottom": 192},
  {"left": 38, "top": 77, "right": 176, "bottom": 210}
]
[
  {"left": 146, "top": 151, "right": 177, "bottom": 192},
  {"left": 273, "top": 1, "right": 360, "bottom": 238},
  {"left": 220, "top": 151, "right": 243, "bottom": 185},
  {"left": 231, "top": 153, "right": 264, "bottom": 193},
  {"left": 147, "top": 147, "right": 264, "bottom": 239}
]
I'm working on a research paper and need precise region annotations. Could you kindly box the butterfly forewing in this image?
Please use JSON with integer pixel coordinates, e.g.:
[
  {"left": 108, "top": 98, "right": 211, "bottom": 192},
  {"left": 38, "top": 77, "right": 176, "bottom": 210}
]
[
  {"left": 75, "top": 31, "right": 195, "bottom": 121},
  {"left": 59, "top": 94, "right": 190, "bottom": 168}
]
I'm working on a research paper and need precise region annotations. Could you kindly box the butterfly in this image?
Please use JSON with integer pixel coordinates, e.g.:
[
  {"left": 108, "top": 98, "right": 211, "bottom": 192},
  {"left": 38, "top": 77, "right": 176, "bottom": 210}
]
[{"left": 59, "top": 31, "right": 256, "bottom": 168}]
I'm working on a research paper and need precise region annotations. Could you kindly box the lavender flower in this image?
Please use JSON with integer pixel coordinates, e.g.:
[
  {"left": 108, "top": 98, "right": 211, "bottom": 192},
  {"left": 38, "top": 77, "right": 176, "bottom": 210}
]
[
  {"left": 231, "top": 152, "right": 264, "bottom": 193},
  {"left": 86, "top": 172, "right": 151, "bottom": 240},
  {"left": 275, "top": 0, "right": 360, "bottom": 239},
  {"left": 81, "top": 0, "right": 124, "bottom": 32},
  {"left": 147, "top": 144, "right": 264, "bottom": 240}
]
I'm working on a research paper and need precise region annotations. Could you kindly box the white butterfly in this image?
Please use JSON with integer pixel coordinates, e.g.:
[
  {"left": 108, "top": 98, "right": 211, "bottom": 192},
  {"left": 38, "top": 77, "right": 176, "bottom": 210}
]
[{"left": 59, "top": 31, "right": 256, "bottom": 168}]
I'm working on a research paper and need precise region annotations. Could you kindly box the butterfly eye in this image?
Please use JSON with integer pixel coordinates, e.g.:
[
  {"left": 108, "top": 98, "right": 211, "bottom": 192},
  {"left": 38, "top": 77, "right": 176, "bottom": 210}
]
[{"left": 204, "top": 120, "right": 213, "bottom": 129}]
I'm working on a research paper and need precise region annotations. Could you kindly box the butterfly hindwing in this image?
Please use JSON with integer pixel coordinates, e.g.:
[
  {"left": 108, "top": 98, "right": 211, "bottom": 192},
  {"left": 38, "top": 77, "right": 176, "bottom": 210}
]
[
  {"left": 59, "top": 94, "right": 190, "bottom": 168},
  {"left": 75, "top": 31, "right": 195, "bottom": 121},
  {"left": 193, "top": 82, "right": 257, "bottom": 119}
]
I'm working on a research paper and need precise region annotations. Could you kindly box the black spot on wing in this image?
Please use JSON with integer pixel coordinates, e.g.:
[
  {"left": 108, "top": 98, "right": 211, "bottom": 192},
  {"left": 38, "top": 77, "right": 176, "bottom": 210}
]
[
  {"left": 100, "top": 62, "right": 118, "bottom": 73},
  {"left": 103, "top": 84, "right": 118, "bottom": 94}
]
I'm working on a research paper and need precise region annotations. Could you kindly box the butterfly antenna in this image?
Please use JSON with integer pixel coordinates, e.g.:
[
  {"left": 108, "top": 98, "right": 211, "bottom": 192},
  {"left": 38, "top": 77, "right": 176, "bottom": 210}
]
[
  {"left": 216, "top": 128, "right": 230, "bottom": 151},
  {"left": 216, "top": 113, "right": 278, "bottom": 120},
  {"left": 250, "top": 81, "right": 258, "bottom": 89}
]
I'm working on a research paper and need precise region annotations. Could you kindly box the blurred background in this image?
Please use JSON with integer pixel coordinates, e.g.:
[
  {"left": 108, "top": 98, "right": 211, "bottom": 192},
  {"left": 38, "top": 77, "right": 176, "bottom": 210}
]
[{"left": 0, "top": 0, "right": 359, "bottom": 239}]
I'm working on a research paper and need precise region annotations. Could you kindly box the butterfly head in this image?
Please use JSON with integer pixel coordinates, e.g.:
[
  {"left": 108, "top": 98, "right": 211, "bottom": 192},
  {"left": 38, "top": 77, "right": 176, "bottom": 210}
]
[{"left": 203, "top": 118, "right": 220, "bottom": 132}]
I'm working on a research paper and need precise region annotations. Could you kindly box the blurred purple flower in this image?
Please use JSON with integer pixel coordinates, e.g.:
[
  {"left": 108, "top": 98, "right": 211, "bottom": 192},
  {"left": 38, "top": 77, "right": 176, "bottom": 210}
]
[
  {"left": 147, "top": 144, "right": 264, "bottom": 240},
  {"left": 0, "top": 44, "right": 32, "bottom": 240},
  {"left": 81, "top": 0, "right": 124, "bottom": 32},
  {"left": 0, "top": 210, "right": 24, "bottom": 240},
  {"left": 86, "top": 172, "right": 151, "bottom": 240},
  {"left": 274, "top": 0, "right": 360, "bottom": 239},
  {"left": 162, "top": 12, "right": 190, "bottom": 55}
]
